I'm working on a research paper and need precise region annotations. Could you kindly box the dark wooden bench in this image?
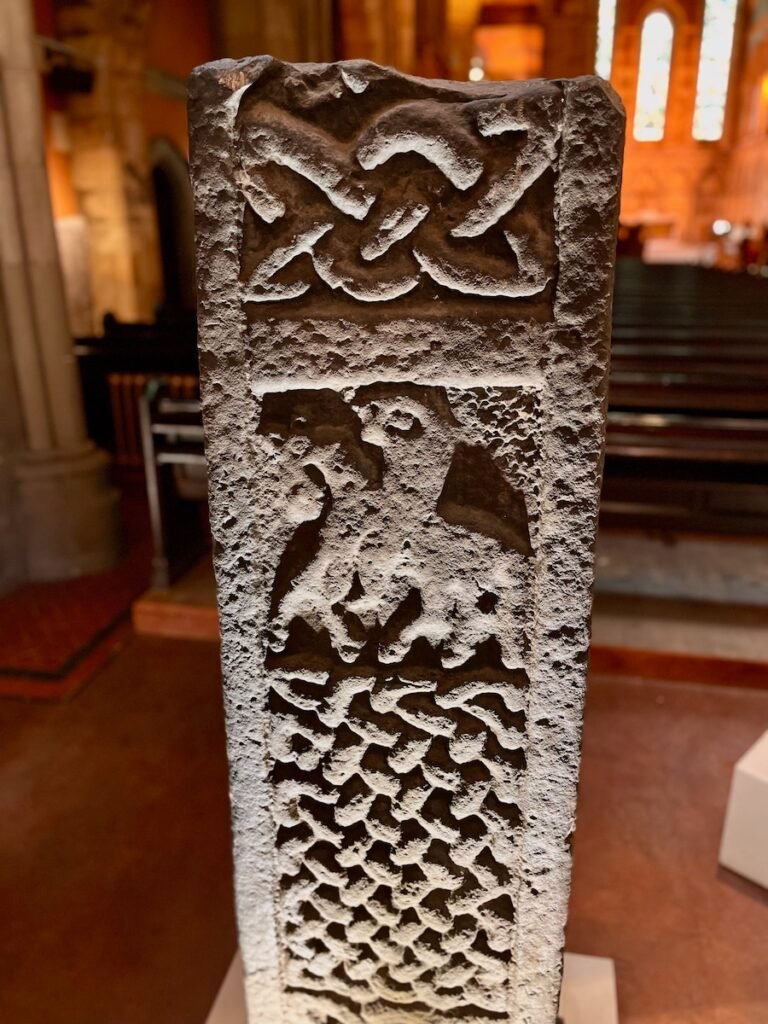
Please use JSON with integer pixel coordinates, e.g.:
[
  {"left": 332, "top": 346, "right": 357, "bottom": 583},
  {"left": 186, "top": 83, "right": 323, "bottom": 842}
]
[
  {"left": 602, "top": 260, "right": 768, "bottom": 533},
  {"left": 75, "top": 318, "right": 198, "bottom": 467}
]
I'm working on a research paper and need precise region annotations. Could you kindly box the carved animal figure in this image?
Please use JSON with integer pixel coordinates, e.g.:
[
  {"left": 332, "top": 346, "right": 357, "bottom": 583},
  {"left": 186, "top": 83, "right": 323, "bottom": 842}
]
[{"left": 259, "top": 384, "right": 533, "bottom": 670}]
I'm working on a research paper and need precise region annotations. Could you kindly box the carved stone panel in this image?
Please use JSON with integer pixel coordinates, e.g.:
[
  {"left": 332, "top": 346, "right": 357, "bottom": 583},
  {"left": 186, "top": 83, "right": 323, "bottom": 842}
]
[
  {"left": 235, "top": 73, "right": 560, "bottom": 314},
  {"left": 189, "top": 58, "right": 624, "bottom": 1024}
]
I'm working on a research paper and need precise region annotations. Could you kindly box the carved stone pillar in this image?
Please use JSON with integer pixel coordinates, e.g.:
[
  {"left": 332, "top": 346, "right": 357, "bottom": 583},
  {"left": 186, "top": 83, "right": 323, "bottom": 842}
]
[{"left": 190, "top": 59, "right": 624, "bottom": 1023}]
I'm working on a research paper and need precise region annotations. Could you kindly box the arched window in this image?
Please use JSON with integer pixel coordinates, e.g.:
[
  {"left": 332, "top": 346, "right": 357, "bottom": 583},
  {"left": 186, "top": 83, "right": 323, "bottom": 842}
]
[
  {"left": 595, "top": 0, "right": 618, "bottom": 79},
  {"left": 633, "top": 12, "right": 675, "bottom": 142},
  {"left": 692, "top": 0, "right": 739, "bottom": 141}
]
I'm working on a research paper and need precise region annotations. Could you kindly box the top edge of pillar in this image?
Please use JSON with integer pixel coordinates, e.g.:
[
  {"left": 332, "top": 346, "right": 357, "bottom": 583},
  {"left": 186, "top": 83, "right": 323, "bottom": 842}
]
[
  {"left": 188, "top": 56, "right": 624, "bottom": 339},
  {"left": 188, "top": 55, "right": 622, "bottom": 114}
]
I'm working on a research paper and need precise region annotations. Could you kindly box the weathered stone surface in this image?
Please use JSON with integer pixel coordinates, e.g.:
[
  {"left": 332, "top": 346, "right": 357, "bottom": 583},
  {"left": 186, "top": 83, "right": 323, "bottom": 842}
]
[{"left": 189, "top": 58, "right": 624, "bottom": 1024}]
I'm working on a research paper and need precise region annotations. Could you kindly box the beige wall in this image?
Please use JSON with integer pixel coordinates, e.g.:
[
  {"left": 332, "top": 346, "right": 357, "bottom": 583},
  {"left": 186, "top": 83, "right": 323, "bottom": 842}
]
[{"left": 54, "top": 0, "right": 161, "bottom": 329}]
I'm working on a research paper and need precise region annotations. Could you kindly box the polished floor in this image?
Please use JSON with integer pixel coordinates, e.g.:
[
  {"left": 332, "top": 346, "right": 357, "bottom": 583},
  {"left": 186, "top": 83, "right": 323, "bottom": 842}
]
[
  {"left": 569, "top": 675, "right": 768, "bottom": 1024},
  {"left": 0, "top": 635, "right": 766, "bottom": 1023},
  {"left": 0, "top": 636, "right": 236, "bottom": 1024}
]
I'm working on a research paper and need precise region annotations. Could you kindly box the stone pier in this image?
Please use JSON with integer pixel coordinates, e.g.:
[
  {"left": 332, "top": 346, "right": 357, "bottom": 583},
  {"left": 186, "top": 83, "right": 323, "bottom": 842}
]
[
  {"left": 190, "top": 59, "right": 624, "bottom": 1024},
  {"left": 0, "top": 0, "right": 121, "bottom": 586}
]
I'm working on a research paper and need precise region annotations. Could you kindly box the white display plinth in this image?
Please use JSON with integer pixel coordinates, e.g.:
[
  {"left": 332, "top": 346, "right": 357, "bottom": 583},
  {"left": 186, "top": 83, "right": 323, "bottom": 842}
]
[
  {"left": 559, "top": 952, "right": 619, "bottom": 1024},
  {"left": 205, "top": 951, "right": 619, "bottom": 1024},
  {"left": 720, "top": 729, "right": 768, "bottom": 889},
  {"left": 205, "top": 954, "right": 247, "bottom": 1023}
]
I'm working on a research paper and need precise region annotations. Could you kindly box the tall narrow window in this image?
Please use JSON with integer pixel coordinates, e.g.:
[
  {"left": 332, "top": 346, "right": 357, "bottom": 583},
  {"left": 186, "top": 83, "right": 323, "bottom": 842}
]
[
  {"left": 633, "top": 12, "right": 674, "bottom": 141},
  {"left": 692, "top": 0, "right": 739, "bottom": 141},
  {"left": 595, "top": 0, "right": 618, "bottom": 79}
]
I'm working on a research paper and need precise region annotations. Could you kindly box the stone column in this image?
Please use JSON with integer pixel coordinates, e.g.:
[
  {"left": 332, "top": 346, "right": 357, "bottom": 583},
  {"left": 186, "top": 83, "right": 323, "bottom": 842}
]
[
  {"left": 334, "top": 0, "right": 417, "bottom": 72},
  {"left": 190, "top": 59, "right": 624, "bottom": 1024},
  {"left": 0, "top": 0, "right": 120, "bottom": 582},
  {"left": 542, "top": 0, "right": 599, "bottom": 79},
  {"left": 444, "top": 0, "right": 483, "bottom": 78}
]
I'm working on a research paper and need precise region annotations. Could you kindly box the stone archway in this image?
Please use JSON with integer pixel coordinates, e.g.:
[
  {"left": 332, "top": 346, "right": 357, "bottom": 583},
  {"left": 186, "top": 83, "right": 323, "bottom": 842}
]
[{"left": 150, "top": 136, "right": 196, "bottom": 319}]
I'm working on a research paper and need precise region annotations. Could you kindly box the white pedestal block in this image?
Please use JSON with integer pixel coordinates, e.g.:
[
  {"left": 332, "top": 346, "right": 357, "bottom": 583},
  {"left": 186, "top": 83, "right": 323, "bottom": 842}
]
[
  {"left": 205, "top": 954, "right": 246, "bottom": 1024},
  {"left": 205, "top": 952, "right": 619, "bottom": 1024},
  {"left": 720, "top": 730, "right": 768, "bottom": 889},
  {"left": 559, "top": 952, "right": 619, "bottom": 1024}
]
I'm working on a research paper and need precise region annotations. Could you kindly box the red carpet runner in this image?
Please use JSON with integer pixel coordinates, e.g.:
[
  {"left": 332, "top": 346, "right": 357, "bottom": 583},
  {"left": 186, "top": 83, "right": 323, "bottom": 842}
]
[{"left": 0, "top": 490, "right": 152, "bottom": 700}]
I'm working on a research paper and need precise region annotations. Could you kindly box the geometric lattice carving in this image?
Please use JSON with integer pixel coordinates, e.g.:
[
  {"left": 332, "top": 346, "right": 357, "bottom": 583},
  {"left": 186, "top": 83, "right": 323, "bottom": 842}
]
[
  {"left": 263, "top": 384, "right": 538, "bottom": 1022},
  {"left": 271, "top": 666, "right": 527, "bottom": 1021}
]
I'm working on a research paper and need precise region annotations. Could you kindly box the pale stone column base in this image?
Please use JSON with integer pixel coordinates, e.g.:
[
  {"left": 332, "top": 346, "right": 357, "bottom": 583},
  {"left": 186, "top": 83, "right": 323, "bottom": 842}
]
[
  {"left": 205, "top": 952, "right": 620, "bottom": 1024},
  {"left": 13, "top": 444, "right": 122, "bottom": 582}
]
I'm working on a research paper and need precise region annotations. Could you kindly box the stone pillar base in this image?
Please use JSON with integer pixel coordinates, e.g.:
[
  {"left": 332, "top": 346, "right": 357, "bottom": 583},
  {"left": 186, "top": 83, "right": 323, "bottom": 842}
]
[{"left": 14, "top": 444, "right": 122, "bottom": 581}]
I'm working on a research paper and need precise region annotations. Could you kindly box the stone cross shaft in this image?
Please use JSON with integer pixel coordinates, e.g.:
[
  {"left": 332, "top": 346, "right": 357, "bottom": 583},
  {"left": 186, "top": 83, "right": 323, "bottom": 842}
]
[{"left": 189, "top": 58, "right": 624, "bottom": 1024}]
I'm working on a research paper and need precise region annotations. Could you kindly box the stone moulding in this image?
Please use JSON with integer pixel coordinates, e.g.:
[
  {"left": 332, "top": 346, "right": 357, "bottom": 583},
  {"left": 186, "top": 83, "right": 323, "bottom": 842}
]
[{"left": 189, "top": 57, "right": 624, "bottom": 1024}]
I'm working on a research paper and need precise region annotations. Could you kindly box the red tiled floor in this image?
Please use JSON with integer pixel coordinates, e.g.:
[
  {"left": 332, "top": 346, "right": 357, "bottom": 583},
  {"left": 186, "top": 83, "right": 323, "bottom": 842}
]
[
  {"left": 568, "top": 675, "right": 768, "bottom": 1024},
  {"left": 0, "top": 634, "right": 235, "bottom": 1024}
]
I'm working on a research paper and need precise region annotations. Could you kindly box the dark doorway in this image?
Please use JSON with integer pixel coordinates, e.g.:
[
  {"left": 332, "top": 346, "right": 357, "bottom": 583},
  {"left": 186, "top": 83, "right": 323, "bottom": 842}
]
[{"left": 150, "top": 137, "right": 196, "bottom": 322}]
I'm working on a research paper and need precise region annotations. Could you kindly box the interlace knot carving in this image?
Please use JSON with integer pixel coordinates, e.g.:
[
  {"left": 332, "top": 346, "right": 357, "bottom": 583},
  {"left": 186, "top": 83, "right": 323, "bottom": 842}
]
[{"left": 236, "top": 84, "right": 562, "bottom": 304}]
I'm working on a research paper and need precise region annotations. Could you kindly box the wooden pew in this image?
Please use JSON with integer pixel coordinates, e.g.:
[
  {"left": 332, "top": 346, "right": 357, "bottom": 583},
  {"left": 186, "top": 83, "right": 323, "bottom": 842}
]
[{"left": 602, "top": 260, "right": 768, "bottom": 533}]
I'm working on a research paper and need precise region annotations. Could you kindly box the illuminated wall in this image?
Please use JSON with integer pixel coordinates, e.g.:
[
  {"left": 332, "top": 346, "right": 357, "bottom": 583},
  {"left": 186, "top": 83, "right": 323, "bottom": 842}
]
[
  {"left": 474, "top": 23, "right": 545, "bottom": 80},
  {"left": 726, "top": 2, "right": 768, "bottom": 229}
]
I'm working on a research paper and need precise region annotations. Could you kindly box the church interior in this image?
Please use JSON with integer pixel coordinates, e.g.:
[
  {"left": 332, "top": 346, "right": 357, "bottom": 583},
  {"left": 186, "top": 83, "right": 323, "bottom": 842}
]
[{"left": 0, "top": 1, "right": 766, "bottom": 1022}]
